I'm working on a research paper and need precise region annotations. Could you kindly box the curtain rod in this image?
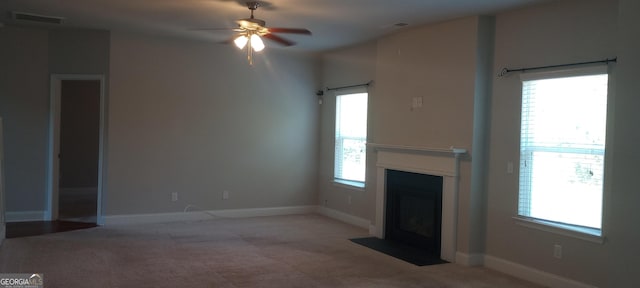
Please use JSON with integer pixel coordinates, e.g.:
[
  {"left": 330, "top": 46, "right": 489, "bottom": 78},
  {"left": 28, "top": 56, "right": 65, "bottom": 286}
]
[
  {"left": 326, "top": 81, "right": 373, "bottom": 91},
  {"left": 498, "top": 58, "right": 617, "bottom": 77}
]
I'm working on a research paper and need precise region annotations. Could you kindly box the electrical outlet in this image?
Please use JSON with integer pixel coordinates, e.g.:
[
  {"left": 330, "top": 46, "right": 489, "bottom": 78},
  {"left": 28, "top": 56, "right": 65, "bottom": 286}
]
[
  {"left": 348, "top": 195, "right": 352, "bottom": 205},
  {"left": 507, "top": 161, "right": 514, "bottom": 174},
  {"left": 171, "top": 192, "right": 178, "bottom": 202},
  {"left": 223, "top": 190, "right": 229, "bottom": 200},
  {"left": 553, "top": 244, "right": 562, "bottom": 259}
]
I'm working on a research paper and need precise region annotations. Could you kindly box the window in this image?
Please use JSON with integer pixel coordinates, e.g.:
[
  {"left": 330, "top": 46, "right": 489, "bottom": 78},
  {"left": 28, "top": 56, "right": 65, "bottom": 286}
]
[
  {"left": 518, "top": 66, "right": 608, "bottom": 235},
  {"left": 334, "top": 91, "right": 368, "bottom": 187}
]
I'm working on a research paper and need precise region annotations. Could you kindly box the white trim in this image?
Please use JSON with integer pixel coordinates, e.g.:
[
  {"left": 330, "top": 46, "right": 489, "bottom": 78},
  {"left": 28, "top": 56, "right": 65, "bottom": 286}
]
[
  {"left": 484, "top": 255, "right": 598, "bottom": 288},
  {"left": 513, "top": 216, "right": 604, "bottom": 244},
  {"left": 6, "top": 211, "right": 46, "bottom": 222},
  {"left": 331, "top": 179, "right": 365, "bottom": 191},
  {"left": 48, "top": 74, "right": 106, "bottom": 225},
  {"left": 369, "top": 143, "right": 467, "bottom": 155},
  {"left": 103, "top": 206, "right": 317, "bottom": 226},
  {"left": 316, "top": 206, "right": 371, "bottom": 230},
  {"left": 455, "top": 252, "right": 484, "bottom": 266},
  {"left": 213, "top": 206, "right": 316, "bottom": 218},
  {"left": 372, "top": 146, "right": 466, "bottom": 263}
]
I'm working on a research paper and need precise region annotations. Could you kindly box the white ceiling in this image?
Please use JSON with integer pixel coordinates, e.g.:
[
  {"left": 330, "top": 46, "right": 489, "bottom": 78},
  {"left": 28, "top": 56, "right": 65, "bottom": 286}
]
[{"left": 1, "top": 0, "right": 550, "bottom": 52}]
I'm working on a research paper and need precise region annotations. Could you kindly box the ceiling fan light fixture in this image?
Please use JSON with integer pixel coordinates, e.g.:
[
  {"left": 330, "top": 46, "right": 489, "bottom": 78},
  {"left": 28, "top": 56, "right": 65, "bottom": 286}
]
[
  {"left": 234, "top": 35, "right": 248, "bottom": 49},
  {"left": 250, "top": 34, "right": 265, "bottom": 52}
]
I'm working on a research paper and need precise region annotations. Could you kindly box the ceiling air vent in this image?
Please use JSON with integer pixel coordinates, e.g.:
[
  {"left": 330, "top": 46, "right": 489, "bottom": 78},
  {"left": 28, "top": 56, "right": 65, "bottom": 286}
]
[{"left": 11, "top": 11, "right": 65, "bottom": 25}]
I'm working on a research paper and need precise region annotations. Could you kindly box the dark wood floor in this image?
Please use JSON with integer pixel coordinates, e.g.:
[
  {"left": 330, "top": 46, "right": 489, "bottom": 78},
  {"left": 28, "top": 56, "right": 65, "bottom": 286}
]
[
  {"left": 5, "top": 188, "right": 100, "bottom": 238},
  {"left": 6, "top": 221, "right": 98, "bottom": 238}
]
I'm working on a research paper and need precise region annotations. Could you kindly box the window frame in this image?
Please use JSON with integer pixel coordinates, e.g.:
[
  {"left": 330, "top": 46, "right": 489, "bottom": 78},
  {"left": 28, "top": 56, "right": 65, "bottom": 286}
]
[
  {"left": 333, "top": 88, "right": 368, "bottom": 189},
  {"left": 515, "top": 65, "right": 610, "bottom": 242}
]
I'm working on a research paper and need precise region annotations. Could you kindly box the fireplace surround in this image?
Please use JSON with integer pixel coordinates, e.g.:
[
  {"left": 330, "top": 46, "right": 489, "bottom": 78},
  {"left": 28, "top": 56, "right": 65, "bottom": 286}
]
[{"left": 370, "top": 143, "right": 466, "bottom": 263}]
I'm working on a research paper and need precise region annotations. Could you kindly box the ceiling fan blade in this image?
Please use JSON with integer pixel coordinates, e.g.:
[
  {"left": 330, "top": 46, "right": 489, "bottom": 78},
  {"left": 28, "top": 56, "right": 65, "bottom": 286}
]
[
  {"left": 219, "top": 37, "right": 235, "bottom": 44},
  {"left": 263, "top": 33, "right": 295, "bottom": 46},
  {"left": 267, "top": 28, "right": 311, "bottom": 35},
  {"left": 189, "top": 28, "right": 243, "bottom": 32}
]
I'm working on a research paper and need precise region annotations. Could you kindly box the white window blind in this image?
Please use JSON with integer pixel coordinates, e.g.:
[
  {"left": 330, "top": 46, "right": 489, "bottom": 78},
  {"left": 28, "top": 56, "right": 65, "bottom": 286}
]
[
  {"left": 518, "top": 66, "right": 608, "bottom": 231},
  {"left": 335, "top": 91, "right": 368, "bottom": 184}
]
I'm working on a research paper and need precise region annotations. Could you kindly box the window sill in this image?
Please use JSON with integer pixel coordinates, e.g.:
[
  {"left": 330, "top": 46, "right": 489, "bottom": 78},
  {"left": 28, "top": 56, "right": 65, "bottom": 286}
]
[
  {"left": 513, "top": 216, "right": 604, "bottom": 244},
  {"left": 332, "top": 179, "right": 365, "bottom": 192}
]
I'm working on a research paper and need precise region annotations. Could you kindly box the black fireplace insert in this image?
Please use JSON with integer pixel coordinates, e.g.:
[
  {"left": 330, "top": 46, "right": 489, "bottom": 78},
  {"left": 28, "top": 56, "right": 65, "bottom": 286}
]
[{"left": 385, "top": 169, "right": 443, "bottom": 258}]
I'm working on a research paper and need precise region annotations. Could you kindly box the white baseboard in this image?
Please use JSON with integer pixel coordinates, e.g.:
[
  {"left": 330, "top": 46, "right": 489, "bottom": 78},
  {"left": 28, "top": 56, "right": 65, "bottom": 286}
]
[
  {"left": 455, "top": 252, "right": 484, "bottom": 266},
  {"left": 213, "top": 205, "right": 316, "bottom": 218},
  {"left": 316, "top": 206, "right": 370, "bottom": 230},
  {"left": 103, "top": 205, "right": 317, "bottom": 226},
  {"left": 6, "top": 211, "right": 46, "bottom": 222},
  {"left": 484, "top": 254, "right": 597, "bottom": 288}
]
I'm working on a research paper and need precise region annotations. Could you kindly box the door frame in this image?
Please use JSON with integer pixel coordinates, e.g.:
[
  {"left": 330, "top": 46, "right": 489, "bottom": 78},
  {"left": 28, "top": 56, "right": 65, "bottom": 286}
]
[{"left": 47, "top": 74, "right": 106, "bottom": 225}]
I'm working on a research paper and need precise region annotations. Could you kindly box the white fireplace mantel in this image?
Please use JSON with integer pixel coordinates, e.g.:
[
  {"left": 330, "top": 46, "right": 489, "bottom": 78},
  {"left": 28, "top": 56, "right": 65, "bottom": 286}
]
[{"left": 369, "top": 143, "right": 467, "bottom": 263}]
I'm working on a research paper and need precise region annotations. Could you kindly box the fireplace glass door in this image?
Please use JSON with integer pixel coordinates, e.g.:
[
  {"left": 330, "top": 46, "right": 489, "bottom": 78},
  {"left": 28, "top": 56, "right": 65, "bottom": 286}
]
[{"left": 385, "top": 170, "right": 443, "bottom": 256}]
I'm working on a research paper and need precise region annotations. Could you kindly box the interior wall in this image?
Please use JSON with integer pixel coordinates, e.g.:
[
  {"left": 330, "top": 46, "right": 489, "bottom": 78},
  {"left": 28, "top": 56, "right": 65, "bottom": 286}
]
[
  {"left": 486, "top": 0, "right": 618, "bottom": 286},
  {"left": 49, "top": 29, "right": 110, "bottom": 75},
  {"left": 0, "top": 26, "right": 50, "bottom": 214},
  {"left": 374, "top": 17, "right": 477, "bottom": 149},
  {"left": 319, "top": 16, "right": 483, "bottom": 255},
  {"left": 608, "top": 0, "right": 640, "bottom": 286},
  {"left": 1, "top": 117, "right": 6, "bottom": 242},
  {"left": 374, "top": 16, "right": 479, "bottom": 254},
  {"left": 106, "top": 32, "right": 320, "bottom": 215},
  {"left": 0, "top": 26, "right": 110, "bottom": 219},
  {"left": 468, "top": 16, "right": 495, "bottom": 255},
  {"left": 318, "top": 41, "right": 378, "bottom": 221}
]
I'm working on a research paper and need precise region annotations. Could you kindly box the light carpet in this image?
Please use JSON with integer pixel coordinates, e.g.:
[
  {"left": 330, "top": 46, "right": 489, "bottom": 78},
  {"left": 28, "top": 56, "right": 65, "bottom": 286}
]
[{"left": 0, "top": 214, "right": 541, "bottom": 287}]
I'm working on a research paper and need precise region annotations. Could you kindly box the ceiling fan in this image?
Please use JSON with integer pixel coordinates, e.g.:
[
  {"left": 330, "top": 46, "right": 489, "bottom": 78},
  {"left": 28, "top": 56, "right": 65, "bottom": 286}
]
[{"left": 199, "top": 1, "right": 312, "bottom": 64}]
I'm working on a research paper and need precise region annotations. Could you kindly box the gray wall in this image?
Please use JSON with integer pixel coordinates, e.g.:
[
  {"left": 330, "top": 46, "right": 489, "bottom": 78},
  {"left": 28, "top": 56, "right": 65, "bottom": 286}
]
[
  {"left": 319, "top": 41, "right": 378, "bottom": 221},
  {"left": 0, "top": 27, "right": 110, "bottom": 216},
  {"left": 105, "top": 32, "right": 319, "bottom": 215},
  {"left": 486, "top": 0, "right": 619, "bottom": 286},
  {"left": 0, "top": 117, "right": 6, "bottom": 242},
  {"left": 468, "top": 16, "right": 495, "bottom": 255},
  {"left": 0, "top": 26, "right": 50, "bottom": 213},
  {"left": 320, "top": 16, "right": 488, "bottom": 255},
  {"left": 3, "top": 0, "right": 640, "bottom": 285},
  {"left": 0, "top": 26, "right": 319, "bottom": 217},
  {"left": 608, "top": 0, "right": 640, "bottom": 286},
  {"left": 49, "top": 29, "right": 110, "bottom": 74},
  {"left": 320, "top": 0, "right": 640, "bottom": 286}
]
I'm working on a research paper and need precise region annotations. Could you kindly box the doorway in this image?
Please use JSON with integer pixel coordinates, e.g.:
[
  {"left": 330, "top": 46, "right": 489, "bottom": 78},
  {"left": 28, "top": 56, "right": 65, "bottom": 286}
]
[{"left": 48, "top": 75, "right": 105, "bottom": 225}]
